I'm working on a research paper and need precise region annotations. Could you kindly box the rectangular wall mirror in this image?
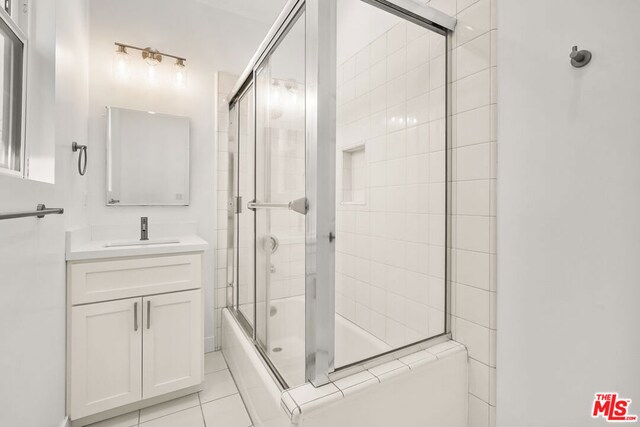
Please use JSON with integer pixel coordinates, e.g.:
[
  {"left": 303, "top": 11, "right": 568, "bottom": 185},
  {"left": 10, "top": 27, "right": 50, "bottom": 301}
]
[{"left": 106, "top": 106, "right": 190, "bottom": 206}]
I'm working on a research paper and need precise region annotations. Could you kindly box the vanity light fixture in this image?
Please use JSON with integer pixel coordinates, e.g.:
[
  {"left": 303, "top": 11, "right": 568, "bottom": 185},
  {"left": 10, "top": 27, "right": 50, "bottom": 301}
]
[
  {"left": 142, "top": 47, "right": 162, "bottom": 66},
  {"left": 114, "top": 42, "right": 187, "bottom": 88}
]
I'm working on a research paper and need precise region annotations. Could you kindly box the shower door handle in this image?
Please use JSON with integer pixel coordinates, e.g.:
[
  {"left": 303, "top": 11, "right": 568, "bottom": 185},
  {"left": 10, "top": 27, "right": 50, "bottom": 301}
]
[
  {"left": 247, "top": 201, "right": 289, "bottom": 209},
  {"left": 247, "top": 197, "right": 308, "bottom": 215}
]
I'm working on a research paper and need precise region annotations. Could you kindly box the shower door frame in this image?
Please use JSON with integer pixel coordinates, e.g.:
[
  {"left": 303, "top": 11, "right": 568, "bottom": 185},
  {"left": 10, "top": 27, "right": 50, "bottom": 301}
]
[
  {"left": 227, "top": 0, "right": 337, "bottom": 388},
  {"left": 227, "top": 82, "right": 256, "bottom": 338},
  {"left": 328, "top": 2, "right": 457, "bottom": 377},
  {"left": 227, "top": 0, "right": 457, "bottom": 388}
]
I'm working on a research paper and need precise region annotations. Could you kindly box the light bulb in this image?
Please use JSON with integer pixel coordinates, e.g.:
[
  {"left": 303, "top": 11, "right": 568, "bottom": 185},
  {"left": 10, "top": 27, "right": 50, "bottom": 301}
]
[
  {"left": 269, "top": 81, "right": 283, "bottom": 119},
  {"left": 174, "top": 58, "right": 187, "bottom": 89},
  {"left": 270, "top": 81, "right": 281, "bottom": 106},
  {"left": 113, "top": 44, "right": 131, "bottom": 82},
  {"left": 147, "top": 65, "right": 157, "bottom": 85}
]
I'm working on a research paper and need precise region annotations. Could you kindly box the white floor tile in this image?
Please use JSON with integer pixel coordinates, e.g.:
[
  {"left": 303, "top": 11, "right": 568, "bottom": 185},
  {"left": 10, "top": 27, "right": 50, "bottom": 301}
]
[
  {"left": 87, "top": 355, "right": 254, "bottom": 427},
  {"left": 202, "top": 394, "right": 252, "bottom": 427},
  {"left": 139, "top": 393, "right": 200, "bottom": 423},
  {"left": 139, "top": 406, "right": 204, "bottom": 427},
  {"left": 86, "top": 411, "right": 139, "bottom": 427},
  {"left": 199, "top": 369, "right": 239, "bottom": 404},
  {"left": 204, "top": 351, "right": 227, "bottom": 374}
]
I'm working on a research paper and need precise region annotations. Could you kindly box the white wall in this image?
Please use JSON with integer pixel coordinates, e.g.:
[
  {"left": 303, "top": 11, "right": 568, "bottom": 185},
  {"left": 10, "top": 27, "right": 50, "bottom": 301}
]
[
  {"left": 58, "top": 0, "right": 91, "bottom": 229},
  {"left": 0, "top": 1, "right": 280, "bottom": 424},
  {"left": 0, "top": 0, "right": 89, "bottom": 425},
  {"left": 497, "top": 1, "right": 640, "bottom": 425},
  {"left": 86, "top": 0, "right": 284, "bottom": 352}
]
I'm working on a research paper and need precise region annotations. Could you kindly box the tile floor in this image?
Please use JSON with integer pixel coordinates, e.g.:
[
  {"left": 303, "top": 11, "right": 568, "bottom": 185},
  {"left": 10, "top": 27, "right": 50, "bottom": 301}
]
[{"left": 87, "top": 352, "right": 253, "bottom": 427}]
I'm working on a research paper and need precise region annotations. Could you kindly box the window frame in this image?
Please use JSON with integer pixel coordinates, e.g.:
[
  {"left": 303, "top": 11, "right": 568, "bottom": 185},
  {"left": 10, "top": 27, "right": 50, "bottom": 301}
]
[{"left": 0, "top": 4, "right": 28, "bottom": 179}]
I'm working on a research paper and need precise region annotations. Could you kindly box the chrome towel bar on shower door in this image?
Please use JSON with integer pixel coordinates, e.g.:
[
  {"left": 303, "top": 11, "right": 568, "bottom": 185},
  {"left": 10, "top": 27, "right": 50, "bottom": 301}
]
[
  {"left": 0, "top": 204, "right": 64, "bottom": 221},
  {"left": 247, "top": 197, "right": 308, "bottom": 215}
]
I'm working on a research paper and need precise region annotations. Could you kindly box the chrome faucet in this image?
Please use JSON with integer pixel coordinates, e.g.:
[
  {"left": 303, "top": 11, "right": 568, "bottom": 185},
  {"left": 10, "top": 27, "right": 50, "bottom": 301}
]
[{"left": 140, "top": 217, "right": 149, "bottom": 241}]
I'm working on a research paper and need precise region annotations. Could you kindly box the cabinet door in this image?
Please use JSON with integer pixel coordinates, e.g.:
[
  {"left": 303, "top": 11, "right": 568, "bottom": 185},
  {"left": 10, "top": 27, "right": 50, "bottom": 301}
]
[
  {"left": 142, "top": 290, "right": 202, "bottom": 399},
  {"left": 70, "top": 298, "right": 142, "bottom": 419}
]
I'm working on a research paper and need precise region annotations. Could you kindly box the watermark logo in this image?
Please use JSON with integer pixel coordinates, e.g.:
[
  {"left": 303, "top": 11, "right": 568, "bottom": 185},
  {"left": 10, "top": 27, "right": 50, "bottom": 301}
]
[{"left": 592, "top": 393, "right": 638, "bottom": 422}]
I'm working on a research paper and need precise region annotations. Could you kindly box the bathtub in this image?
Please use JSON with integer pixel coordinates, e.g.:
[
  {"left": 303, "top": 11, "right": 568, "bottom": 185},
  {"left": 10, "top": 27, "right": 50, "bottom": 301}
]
[
  {"left": 251, "top": 296, "right": 392, "bottom": 385},
  {"left": 223, "top": 298, "right": 468, "bottom": 427}
]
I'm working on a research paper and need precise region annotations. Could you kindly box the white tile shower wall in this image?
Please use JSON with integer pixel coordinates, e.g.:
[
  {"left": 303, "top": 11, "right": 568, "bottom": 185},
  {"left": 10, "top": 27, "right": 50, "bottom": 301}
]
[
  {"left": 342, "top": 146, "right": 366, "bottom": 203},
  {"left": 336, "top": 0, "right": 499, "bottom": 425},
  {"left": 448, "top": 0, "right": 498, "bottom": 425},
  {"left": 335, "top": 20, "right": 447, "bottom": 349}
]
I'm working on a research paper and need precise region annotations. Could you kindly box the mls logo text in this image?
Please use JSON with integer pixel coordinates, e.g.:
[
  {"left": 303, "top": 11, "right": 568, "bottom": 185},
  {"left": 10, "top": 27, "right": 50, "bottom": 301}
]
[{"left": 592, "top": 393, "right": 638, "bottom": 422}]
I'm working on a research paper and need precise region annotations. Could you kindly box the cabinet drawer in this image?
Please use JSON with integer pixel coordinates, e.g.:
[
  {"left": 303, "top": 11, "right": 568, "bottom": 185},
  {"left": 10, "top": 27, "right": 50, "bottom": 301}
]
[{"left": 69, "top": 253, "right": 201, "bottom": 305}]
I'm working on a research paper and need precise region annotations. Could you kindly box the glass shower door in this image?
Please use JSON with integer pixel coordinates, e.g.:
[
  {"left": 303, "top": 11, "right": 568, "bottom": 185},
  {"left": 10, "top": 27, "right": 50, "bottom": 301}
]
[
  {"left": 228, "top": 0, "right": 453, "bottom": 390},
  {"left": 253, "top": 10, "right": 307, "bottom": 387}
]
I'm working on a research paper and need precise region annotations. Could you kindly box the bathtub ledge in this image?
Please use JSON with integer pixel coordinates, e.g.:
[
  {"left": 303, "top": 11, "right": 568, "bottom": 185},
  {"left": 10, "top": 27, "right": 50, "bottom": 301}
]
[{"left": 280, "top": 340, "right": 468, "bottom": 425}]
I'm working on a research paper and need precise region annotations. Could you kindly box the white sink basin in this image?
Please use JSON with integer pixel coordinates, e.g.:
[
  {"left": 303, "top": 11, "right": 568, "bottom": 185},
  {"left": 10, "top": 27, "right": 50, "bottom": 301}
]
[{"left": 104, "top": 238, "right": 180, "bottom": 248}]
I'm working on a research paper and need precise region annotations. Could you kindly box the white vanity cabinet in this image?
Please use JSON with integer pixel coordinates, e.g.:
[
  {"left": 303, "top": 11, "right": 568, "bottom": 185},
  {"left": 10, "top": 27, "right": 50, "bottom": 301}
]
[
  {"left": 142, "top": 290, "right": 202, "bottom": 399},
  {"left": 67, "top": 252, "right": 204, "bottom": 423},
  {"left": 70, "top": 298, "right": 143, "bottom": 416}
]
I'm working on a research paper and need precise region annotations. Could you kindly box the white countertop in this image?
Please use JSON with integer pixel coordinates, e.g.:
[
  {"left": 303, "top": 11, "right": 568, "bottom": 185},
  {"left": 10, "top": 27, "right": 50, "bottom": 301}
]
[{"left": 66, "top": 223, "right": 209, "bottom": 261}]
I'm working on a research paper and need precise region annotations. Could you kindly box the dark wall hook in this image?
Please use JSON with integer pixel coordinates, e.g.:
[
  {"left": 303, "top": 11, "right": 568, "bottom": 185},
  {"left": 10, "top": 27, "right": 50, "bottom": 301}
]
[
  {"left": 72, "top": 142, "right": 88, "bottom": 176},
  {"left": 570, "top": 45, "right": 592, "bottom": 68}
]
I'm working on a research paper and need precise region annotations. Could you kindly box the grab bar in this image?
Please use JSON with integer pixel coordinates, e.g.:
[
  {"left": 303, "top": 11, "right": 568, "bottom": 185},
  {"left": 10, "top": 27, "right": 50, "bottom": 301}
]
[
  {"left": 0, "top": 204, "right": 64, "bottom": 221},
  {"left": 247, "top": 197, "right": 308, "bottom": 215}
]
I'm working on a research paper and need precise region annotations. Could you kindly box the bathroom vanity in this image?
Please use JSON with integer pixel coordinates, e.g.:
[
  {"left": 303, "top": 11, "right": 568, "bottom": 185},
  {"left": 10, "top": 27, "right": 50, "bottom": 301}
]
[{"left": 65, "top": 225, "right": 208, "bottom": 425}]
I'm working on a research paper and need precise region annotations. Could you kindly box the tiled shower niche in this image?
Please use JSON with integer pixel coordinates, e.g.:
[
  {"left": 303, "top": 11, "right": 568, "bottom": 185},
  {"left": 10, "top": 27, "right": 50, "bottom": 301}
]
[{"left": 341, "top": 145, "right": 366, "bottom": 204}]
